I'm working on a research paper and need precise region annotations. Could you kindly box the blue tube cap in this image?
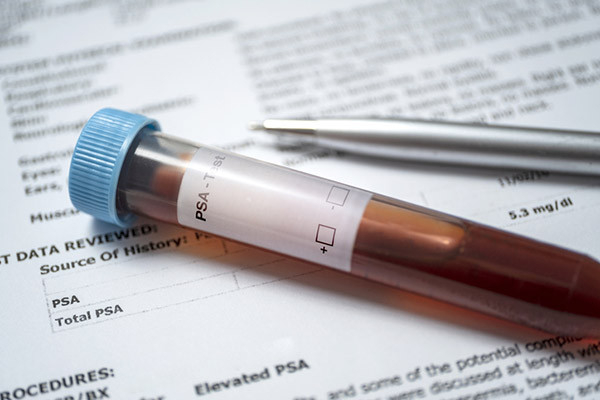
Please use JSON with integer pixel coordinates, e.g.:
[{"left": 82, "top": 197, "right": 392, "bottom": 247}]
[{"left": 68, "top": 108, "right": 160, "bottom": 226}]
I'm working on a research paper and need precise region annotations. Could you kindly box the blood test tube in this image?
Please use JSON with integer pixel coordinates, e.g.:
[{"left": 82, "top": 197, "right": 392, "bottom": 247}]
[{"left": 69, "top": 108, "right": 600, "bottom": 336}]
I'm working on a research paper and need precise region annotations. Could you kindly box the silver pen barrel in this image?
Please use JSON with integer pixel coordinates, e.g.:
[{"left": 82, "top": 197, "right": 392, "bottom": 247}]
[{"left": 250, "top": 118, "right": 600, "bottom": 175}]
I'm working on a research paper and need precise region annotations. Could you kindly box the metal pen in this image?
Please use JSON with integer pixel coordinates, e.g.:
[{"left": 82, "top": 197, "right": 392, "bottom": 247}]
[
  {"left": 248, "top": 118, "right": 600, "bottom": 175},
  {"left": 69, "top": 109, "right": 600, "bottom": 337}
]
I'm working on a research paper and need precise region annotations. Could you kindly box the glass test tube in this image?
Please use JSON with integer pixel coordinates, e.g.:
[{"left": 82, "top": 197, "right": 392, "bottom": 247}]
[{"left": 69, "top": 109, "right": 600, "bottom": 337}]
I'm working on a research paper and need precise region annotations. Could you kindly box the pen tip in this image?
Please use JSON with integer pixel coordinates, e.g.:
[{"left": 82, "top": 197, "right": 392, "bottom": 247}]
[{"left": 247, "top": 120, "right": 265, "bottom": 131}]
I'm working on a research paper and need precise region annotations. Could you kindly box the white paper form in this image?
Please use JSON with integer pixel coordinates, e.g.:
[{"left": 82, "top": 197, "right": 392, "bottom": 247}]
[{"left": 1, "top": 0, "right": 600, "bottom": 399}]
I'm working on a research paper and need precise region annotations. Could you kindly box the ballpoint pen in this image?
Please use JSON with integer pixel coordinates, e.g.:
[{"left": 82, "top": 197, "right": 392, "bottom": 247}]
[
  {"left": 248, "top": 118, "right": 600, "bottom": 175},
  {"left": 69, "top": 109, "right": 600, "bottom": 337}
]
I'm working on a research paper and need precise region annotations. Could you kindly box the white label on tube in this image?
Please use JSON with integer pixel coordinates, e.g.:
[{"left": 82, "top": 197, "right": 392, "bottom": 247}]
[{"left": 177, "top": 146, "right": 372, "bottom": 272}]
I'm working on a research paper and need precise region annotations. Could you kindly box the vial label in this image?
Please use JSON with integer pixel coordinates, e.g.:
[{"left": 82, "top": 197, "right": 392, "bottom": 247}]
[{"left": 177, "top": 146, "right": 372, "bottom": 272}]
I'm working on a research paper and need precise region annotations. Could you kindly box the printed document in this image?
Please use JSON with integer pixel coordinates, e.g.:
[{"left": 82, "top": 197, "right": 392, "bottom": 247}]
[{"left": 1, "top": 0, "right": 600, "bottom": 398}]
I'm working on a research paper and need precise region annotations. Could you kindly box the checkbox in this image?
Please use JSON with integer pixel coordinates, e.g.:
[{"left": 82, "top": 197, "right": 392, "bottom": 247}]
[
  {"left": 327, "top": 186, "right": 349, "bottom": 206},
  {"left": 315, "top": 224, "right": 336, "bottom": 246}
]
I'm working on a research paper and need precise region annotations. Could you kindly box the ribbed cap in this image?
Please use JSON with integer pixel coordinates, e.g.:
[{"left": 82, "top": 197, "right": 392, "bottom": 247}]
[{"left": 68, "top": 108, "right": 160, "bottom": 226}]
